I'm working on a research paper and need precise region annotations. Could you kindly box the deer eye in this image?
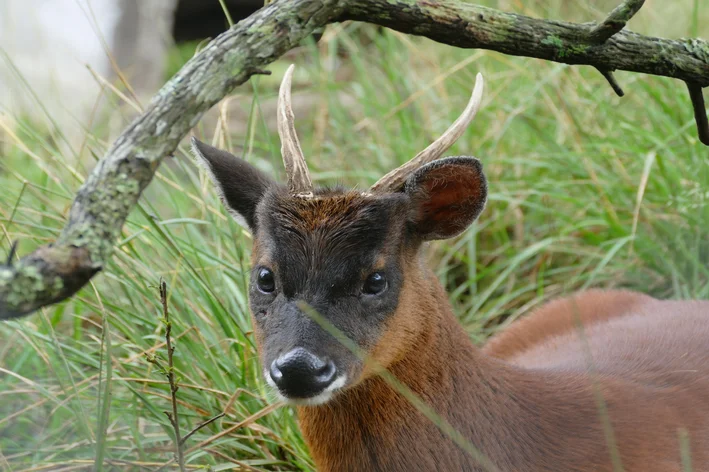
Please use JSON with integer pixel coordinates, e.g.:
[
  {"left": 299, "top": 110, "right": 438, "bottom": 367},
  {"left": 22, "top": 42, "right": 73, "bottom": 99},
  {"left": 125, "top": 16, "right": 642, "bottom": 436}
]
[
  {"left": 256, "top": 268, "right": 276, "bottom": 293},
  {"left": 362, "top": 272, "right": 387, "bottom": 295}
]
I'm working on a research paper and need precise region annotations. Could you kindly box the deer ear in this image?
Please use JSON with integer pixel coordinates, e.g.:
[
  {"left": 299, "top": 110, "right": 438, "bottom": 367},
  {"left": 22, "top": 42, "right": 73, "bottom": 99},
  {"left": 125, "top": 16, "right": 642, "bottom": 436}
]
[
  {"left": 191, "top": 138, "right": 274, "bottom": 230},
  {"left": 404, "top": 157, "right": 487, "bottom": 241}
]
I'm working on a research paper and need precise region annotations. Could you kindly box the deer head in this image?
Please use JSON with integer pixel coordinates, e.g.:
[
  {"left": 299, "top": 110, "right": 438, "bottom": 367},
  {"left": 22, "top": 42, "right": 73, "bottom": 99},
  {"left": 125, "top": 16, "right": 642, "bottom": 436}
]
[{"left": 193, "top": 65, "right": 486, "bottom": 405}]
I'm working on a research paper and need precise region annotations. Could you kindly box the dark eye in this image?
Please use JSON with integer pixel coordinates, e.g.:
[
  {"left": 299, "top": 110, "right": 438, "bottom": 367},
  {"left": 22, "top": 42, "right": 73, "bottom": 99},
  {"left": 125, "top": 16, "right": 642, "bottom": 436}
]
[
  {"left": 257, "top": 268, "right": 276, "bottom": 293},
  {"left": 362, "top": 272, "right": 387, "bottom": 295}
]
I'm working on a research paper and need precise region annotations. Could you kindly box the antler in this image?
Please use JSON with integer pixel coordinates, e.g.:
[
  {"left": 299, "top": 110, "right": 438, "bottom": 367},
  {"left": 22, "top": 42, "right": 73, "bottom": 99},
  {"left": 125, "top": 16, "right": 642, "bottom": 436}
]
[
  {"left": 278, "top": 64, "right": 313, "bottom": 196},
  {"left": 370, "top": 73, "right": 485, "bottom": 194}
]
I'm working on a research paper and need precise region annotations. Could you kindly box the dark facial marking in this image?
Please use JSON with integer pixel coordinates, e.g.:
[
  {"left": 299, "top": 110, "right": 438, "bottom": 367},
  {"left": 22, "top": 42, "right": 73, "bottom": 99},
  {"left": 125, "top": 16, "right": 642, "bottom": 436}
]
[{"left": 248, "top": 188, "right": 410, "bottom": 392}]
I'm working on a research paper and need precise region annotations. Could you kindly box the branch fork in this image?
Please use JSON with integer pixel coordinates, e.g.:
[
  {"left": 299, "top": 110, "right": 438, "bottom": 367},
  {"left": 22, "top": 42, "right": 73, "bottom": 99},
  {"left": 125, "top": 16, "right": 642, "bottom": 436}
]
[{"left": 589, "top": 0, "right": 646, "bottom": 43}]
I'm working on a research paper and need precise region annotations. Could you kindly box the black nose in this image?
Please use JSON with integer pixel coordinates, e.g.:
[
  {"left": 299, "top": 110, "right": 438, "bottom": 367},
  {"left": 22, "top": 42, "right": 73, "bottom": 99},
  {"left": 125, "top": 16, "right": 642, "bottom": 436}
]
[{"left": 269, "top": 348, "right": 337, "bottom": 398}]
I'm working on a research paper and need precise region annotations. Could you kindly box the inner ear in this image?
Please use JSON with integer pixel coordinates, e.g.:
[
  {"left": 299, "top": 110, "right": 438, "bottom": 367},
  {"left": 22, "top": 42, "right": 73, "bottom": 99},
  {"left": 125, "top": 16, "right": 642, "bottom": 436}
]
[{"left": 404, "top": 157, "right": 487, "bottom": 241}]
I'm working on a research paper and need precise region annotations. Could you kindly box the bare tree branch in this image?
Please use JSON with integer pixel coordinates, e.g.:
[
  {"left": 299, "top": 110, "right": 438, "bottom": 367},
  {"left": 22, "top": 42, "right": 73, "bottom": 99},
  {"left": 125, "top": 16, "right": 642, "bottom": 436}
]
[
  {"left": 589, "top": 0, "right": 646, "bottom": 43},
  {"left": 596, "top": 68, "right": 625, "bottom": 97},
  {"left": 339, "top": 1, "right": 708, "bottom": 86},
  {"left": 1, "top": 0, "right": 708, "bottom": 319},
  {"left": 686, "top": 82, "right": 709, "bottom": 145}
]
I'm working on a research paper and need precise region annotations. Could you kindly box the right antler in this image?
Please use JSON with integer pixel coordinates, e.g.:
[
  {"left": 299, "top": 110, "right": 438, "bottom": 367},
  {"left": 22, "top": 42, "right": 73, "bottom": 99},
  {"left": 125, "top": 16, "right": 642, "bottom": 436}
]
[{"left": 370, "top": 73, "right": 485, "bottom": 194}]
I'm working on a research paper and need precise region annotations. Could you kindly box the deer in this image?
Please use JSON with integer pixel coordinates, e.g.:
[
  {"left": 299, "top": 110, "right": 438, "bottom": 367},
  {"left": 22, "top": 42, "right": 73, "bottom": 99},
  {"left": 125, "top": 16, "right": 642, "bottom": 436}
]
[{"left": 192, "top": 64, "right": 709, "bottom": 472}]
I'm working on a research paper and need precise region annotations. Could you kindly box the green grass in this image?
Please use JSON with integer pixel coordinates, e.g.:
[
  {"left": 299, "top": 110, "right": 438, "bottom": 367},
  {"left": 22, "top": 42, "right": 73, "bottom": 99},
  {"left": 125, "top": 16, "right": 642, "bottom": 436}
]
[{"left": 1, "top": 0, "right": 708, "bottom": 470}]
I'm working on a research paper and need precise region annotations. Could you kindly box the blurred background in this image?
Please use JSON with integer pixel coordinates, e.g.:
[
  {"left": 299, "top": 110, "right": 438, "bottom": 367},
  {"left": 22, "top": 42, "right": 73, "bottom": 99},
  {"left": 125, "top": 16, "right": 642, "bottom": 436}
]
[
  {"left": 0, "top": 0, "right": 262, "bottom": 145},
  {"left": 0, "top": 0, "right": 707, "bottom": 470}
]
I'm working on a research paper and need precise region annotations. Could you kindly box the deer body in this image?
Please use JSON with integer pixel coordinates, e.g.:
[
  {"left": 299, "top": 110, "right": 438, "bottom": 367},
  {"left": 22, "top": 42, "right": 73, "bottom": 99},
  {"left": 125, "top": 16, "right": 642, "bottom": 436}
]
[
  {"left": 194, "top": 66, "right": 709, "bottom": 471},
  {"left": 300, "top": 271, "right": 709, "bottom": 471}
]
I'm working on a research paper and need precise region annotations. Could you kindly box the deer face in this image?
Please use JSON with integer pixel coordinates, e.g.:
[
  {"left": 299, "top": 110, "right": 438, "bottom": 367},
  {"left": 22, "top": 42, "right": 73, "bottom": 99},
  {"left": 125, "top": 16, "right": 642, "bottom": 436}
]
[
  {"left": 193, "top": 65, "right": 487, "bottom": 405},
  {"left": 251, "top": 189, "right": 408, "bottom": 404}
]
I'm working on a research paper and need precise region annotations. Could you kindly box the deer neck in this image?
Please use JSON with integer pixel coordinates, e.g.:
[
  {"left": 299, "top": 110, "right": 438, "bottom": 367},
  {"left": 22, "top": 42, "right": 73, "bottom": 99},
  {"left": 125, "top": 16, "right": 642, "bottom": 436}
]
[{"left": 296, "top": 267, "right": 533, "bottom": 472}]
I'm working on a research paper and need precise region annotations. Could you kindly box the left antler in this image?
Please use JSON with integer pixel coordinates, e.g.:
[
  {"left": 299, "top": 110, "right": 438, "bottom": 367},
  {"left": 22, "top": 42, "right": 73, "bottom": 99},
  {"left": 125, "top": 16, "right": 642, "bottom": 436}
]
[{"left": 278, "top": 64, "right": 314, "bottom": 196}]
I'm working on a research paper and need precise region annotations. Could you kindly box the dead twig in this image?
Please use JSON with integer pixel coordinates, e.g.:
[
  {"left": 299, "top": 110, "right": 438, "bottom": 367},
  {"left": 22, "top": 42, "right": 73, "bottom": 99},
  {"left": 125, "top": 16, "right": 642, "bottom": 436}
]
[
  {"left": 686, "top": 82, "right": 709, "bottom": 145},
  {"left": 589, "top": 0, "right": 646, "bottom": 43},
  {"left": 146, "top": 280, "right": 186, "bottom": 472},
  {"left": 596, "top": 68, "right": 625, "bottom": 97},
  {"left": 147, "top": 280, "right": 229, "bottom": 472},
  {"left": 180, "top": 413, "right": 226, "bottom": 446},
  {"left": 5, "top": 240, "right": 18, "bottom": 266}
]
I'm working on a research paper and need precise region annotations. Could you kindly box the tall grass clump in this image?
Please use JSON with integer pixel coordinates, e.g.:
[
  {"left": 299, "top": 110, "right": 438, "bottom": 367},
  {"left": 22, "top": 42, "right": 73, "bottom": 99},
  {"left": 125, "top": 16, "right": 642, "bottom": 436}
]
[{"left": 1, "top": 0, "right": 707, "bottom": 469}]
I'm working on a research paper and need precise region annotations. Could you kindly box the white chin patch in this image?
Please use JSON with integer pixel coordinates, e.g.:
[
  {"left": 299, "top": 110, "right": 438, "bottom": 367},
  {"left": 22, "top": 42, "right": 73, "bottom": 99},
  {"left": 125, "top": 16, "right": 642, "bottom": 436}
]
[{"left": 263, "top": 370, "right": 347, "bottom": 406}]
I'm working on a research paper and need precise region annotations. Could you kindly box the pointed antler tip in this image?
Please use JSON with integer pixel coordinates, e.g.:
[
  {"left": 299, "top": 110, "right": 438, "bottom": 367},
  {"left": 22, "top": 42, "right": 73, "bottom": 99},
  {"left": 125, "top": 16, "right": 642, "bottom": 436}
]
[
  {"left": 370, "top": 71, "right": 486, "bottom": 193},
  {"left": 473, "top": 73, "right": 484, "bottom": 99},
  {"left": 280, "top": 64, "right": 296, "bottom": 94}
]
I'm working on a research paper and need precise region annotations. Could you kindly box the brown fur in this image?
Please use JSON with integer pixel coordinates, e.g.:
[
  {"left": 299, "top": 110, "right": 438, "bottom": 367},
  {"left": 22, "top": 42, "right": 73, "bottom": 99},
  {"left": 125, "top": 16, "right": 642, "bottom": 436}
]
[
  {"left": 299, "top": 266, "right": 709, "bottom": 471},
  {"left": 194, "top": 138, "right": 709, "bottom": 470},
  {"left": 484, "top": 290, "right": 653, "bottom": 359},
  {"left": 270, "top": 191, "right": 370, "bottom": 232}
]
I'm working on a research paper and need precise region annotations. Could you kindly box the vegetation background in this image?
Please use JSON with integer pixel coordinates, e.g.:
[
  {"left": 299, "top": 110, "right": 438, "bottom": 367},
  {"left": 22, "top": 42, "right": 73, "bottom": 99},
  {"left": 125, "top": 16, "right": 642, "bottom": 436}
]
[{"left": 0, "top": 0, "right": 707, "bottom": 470}]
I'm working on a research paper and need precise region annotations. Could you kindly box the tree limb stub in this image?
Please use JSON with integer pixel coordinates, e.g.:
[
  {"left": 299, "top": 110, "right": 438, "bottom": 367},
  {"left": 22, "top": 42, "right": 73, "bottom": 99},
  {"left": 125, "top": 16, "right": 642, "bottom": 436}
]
[
  {"left": 1, "top": 0, "right": 708, "bottom": 319},
  {"left": 686, "top": 82, "right": 709, "bottom": 145},
  {"left": 596, "top": 68, "right": 625, "bottom": 97}
]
